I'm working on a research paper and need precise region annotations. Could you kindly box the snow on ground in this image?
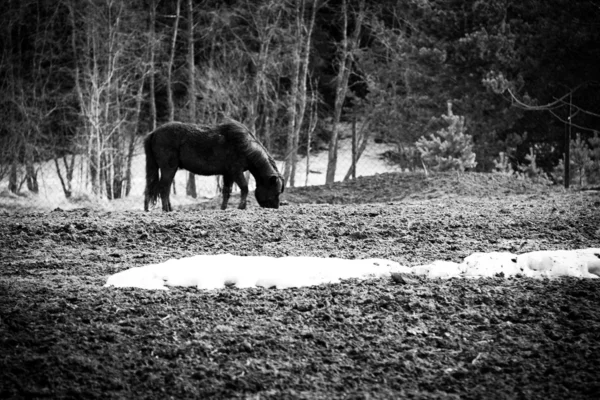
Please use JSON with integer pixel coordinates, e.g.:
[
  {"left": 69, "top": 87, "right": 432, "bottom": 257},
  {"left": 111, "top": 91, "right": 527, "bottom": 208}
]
[
  {"left": 105, "top": 248, "right": 600, "bottom": 291},
  {"left": 105, "top": 255, "right": 399, "bottom": 290},
  {"left": 410, "top": 249, "right": 600, "bottom": 279}
]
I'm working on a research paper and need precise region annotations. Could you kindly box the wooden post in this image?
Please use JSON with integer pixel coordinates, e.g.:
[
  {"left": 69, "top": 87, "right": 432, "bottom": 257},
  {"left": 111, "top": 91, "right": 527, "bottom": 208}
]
[
  {"left": 351, "top": 115, "right": 357, "bottom": 180},
  {"left": 564, "top": 93, "right": 571, "bottom": 189}
]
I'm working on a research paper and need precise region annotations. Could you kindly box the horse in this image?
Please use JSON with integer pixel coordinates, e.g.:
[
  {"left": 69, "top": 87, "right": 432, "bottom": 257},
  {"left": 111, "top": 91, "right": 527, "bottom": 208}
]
[{"left": 143, "top": 120, "right": 284, "bottom": 211}]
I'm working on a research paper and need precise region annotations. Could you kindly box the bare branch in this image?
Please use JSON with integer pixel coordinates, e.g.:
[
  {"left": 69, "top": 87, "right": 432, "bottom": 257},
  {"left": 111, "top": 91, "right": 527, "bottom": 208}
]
[
  {"left": 548, "top": 109, "right": 600, "bottom": 133},
  {"left": 505, "top": 86, "right": 580, "bottom": 111}
]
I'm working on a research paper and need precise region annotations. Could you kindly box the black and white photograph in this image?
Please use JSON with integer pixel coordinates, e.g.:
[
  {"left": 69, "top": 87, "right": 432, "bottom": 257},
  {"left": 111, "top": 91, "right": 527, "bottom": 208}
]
[{"left": 1, "top": 0, "right": 599, "bottom": 398}]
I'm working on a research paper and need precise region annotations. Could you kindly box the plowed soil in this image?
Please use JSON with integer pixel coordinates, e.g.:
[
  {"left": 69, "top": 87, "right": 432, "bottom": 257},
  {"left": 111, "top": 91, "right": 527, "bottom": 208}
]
[{"left": 1, "top": 172, "right": 600, "bottom": 399}]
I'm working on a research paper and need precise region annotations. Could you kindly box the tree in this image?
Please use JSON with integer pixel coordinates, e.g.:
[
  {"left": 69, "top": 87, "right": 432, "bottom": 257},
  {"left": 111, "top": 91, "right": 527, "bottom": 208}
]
[
  {"left": 1, "top": 0, "right": 599, "bottom": 200},
  {"left": 54, "top": 154, "right": 76, "bottom": 198},
  {"left": 325, "top": 0, "right": 365, "bottom": 185},
  {"left": 588, "top": 133, "right": 600, "bottom": 186},
  {"left": 166, "top": 0, "right": 182, "bottom": 123},
  {"left": 283, "top": 0, "right": 319, "bottom": 187},
  {"left": 185, "top": 0, "right": 197, "bottom": 198},
  {"left": 69, "top": 0, "right": 153, "bottom": 199},
  {"left": 554, "top": 132, "right": 600, "bottom": 187},
  {"left": 148, "top": 0, "right": 158, "bottom": 132},
  {"left": 0, "top": 0, "right": 69, "bottom": 194},
  {"left": 339, "top": 8, "right": 440, "bottom": 179},
  {"left": 480, "top": 0, "right": 600, "bottom": 175},
  {"left": 416, "top": 101, "right": 477, "bottom": 172}
]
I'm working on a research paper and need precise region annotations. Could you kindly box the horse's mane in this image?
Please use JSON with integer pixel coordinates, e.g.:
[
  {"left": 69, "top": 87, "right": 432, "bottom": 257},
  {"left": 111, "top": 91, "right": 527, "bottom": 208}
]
[{"left": 220, "top": 120, "right": 283, "bottom": 181}]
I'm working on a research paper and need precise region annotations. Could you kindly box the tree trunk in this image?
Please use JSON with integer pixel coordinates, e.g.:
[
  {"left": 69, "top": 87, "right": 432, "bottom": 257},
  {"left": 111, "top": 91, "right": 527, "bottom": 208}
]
[
  {"left": 344, "top": 119, "right": 371, "bottom": 181},
  {"left": 305, "top": 85, "right": 319, "bottom": 186},
  {"left": 167, "top": 0, "right": 181, "bottom": 196},
  {"left": 283, "top": 2, "right": 302, "bottom": 186},
  {"left": 112, "top": 73, "right": 125, "bottom": 199},
  {"left": 101, "top": 153, "right": 111, "bottom": 199},
  {"left": 293, "top": 0, "right": 317, "bottom": 187},
  {"left": 564, "top": 93, "right": 572, "bottom": 188},
  {"left": 285, "top": 0, "right": 317, "bottom": 188},
  {"left": 8, "top": 158, "right": 18, "bottom": 194},
  {"left": 149, "top": 0, "right": 157, "bottom": 131},
  {"left": 112, "top": 132, "right": 124, "bottom": 199},
  {"left": 68, "top": 0, "right": 96, "bottom": 194},
  {"left": 325, "top": 0, "right": 364, "bottom": 185},
  {"left": 87, "top": 7, "right": 103, "bottom": 196},
  {"left": 167, "top": 0, "right": 181, "bottom": 123},
  {"left": 125, "top": 74, "right": 146, "bottom": 196},
  {"left": 55, "top": 155, "right": 75, "bottom": 199},
  {"left": 24, "top": 143, "right": 39, "bottom": 193},
  {"left": 186, "top": 0, "right": 197, "bottom": 198},
  {"left": 350, "top": 116, "right": 357, "bottom": 180}
]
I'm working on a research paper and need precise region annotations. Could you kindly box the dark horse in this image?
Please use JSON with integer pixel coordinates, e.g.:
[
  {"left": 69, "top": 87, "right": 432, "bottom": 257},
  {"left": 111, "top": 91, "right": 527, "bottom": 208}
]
[{"left": 144, "top": 120, "right": 284, "bottom": 211}]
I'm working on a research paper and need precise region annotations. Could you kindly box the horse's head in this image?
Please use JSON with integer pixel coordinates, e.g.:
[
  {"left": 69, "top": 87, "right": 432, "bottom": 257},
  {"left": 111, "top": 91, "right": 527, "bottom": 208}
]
[{"left": 255, "top": 175, "right": 284, "bottom": 209}]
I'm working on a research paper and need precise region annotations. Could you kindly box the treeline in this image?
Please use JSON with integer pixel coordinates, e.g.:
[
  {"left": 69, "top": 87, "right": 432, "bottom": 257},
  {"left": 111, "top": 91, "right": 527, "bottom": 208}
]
[{"left": 1, "top": 0, "right": 599, "bottom": 199}]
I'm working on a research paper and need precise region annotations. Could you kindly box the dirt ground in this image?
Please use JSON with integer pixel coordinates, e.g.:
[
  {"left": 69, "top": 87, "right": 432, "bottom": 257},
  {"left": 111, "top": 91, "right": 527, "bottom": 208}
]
[{"left": 1, "top": 172, "right": 600, "bottom": 399}]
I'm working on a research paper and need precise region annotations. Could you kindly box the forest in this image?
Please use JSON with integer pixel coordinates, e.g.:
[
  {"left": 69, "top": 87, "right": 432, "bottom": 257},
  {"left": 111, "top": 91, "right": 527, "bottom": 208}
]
[{"left": 1, "top": 0, "right": 599, "bottom": 201}]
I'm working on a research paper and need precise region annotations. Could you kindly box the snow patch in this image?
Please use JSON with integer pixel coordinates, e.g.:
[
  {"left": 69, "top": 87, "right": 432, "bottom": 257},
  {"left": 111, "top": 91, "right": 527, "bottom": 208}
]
[
  {"left": 105, "top": 249, "right": 600, "bottom": 291},
  {"left": 411, "top": 260, "right": 464, "bottom": 279},
  {"left": 516, "top": 249, "right": 600, "bottom": 278},
  {"left": 105, "top": 255, "right": 401, "bottom": 290},
  {"left": 410, "top": 249, "right": 600, "bottom": 280}
]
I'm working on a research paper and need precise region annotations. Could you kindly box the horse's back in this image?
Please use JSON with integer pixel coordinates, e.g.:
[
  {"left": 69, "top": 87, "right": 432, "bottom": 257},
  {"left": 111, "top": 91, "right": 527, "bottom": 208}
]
[
  {"left": 216, "top": 121, "right": 253, "bottom": 146},
  {"left": 148, "top": 121, "right": 251, "bottom": 175}
]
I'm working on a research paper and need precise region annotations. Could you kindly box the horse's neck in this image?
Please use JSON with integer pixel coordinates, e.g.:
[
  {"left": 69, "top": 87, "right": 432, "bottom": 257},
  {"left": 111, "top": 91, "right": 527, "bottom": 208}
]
[
  {"left": 248, "top": 159, "right": 277, "bottom": 180},
  {"left": 247, "top": 145, "right": 278, "bottom": 181}
]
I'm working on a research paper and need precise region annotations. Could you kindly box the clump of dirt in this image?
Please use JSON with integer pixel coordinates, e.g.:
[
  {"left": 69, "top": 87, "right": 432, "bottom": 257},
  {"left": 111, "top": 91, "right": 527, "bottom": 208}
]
[{"left": 1, "top": 172, "right": 599, "bottom": 399}]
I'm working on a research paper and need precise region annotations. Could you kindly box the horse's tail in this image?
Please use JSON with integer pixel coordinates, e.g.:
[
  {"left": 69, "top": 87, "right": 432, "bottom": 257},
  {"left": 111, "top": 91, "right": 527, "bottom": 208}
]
[{"left": 144, "top": 132, "right": 160, "bottom": 209}]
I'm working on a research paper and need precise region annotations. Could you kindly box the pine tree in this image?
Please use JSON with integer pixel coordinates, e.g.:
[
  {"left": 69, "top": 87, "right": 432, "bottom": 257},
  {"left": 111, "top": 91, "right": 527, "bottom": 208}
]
[
  {"left": 493, "top": 152, "right": 513, "bottom": 175},
  {"left": 416, "top": 102, "right": 477, "bottom": 172},
  {"left": 570, "top": 133, "right": 590, "bottom": 186},
  {"left": 588, "top": 132, "right": 600, "bottom": 185},
  {"left": 553, "top": 132, "right": 600, "bottom": 186},
  {"left": 517, "top": 147, "right": 548, "bottom": 182}
]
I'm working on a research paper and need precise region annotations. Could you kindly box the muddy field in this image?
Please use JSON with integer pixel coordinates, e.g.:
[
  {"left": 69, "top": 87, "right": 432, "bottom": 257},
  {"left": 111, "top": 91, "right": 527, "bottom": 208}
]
[{"left": 1, "top": 172, "right": 600, "bottom": 399}]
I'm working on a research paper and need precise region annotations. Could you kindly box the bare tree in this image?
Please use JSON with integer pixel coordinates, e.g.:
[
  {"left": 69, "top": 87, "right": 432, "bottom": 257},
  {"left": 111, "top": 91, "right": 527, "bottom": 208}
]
[
  {"left": 125, "top": 0, "right": 164, "bottom": 197},
  {"left": 186, "top": 0, "right": 197, "bottom": 198},
  {"left": 167, "top": 0, "right": 182, "bottom": 123},
  {"left": 237, "top": 0, "right": 283, "bottom": 135},
  {"left": 284, "top": 0, "right": 319, "bottom": 187},
  {"left": 325, "top": 0, "right": 365, "bottom": 185},
  {"left": 69, "top": 0, "right": 153, "bottom": 199},
  {"left": 0, "top": 0, "right": 75, "bottom": 194},
  {"left": 344, "top": 116, "right": 371, "bottom": 181},
  {"left": 305, "top": 83, "right": 320, "bottom": 186},
  {"left": 125, "top": 69, "right": 147, "bottom": 197},
  {"left": 149, "top": 0, "right": 158, "bottom": 131},
  {"left": 55, "top": 155, "right": 76, "bottom": 198}
]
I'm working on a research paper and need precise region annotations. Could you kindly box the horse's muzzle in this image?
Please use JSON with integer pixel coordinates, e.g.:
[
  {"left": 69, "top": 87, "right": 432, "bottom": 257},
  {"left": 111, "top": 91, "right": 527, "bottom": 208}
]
[{"left": 258, "top": 199, "right": 280, "bottom": 209}]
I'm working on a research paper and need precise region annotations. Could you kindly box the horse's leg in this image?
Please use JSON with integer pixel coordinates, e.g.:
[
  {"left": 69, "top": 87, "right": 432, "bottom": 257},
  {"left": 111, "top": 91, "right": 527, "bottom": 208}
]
[
  {"left": 233, "top": 171, "right": 249, "bottom": 210},
  {"left": 221, "top": 174, "right": 233, "bottom": 210},
  {"left": 159, "top": 167, "right": 177, "bottom": 212}
]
